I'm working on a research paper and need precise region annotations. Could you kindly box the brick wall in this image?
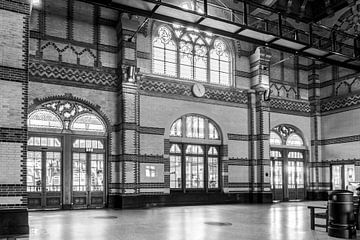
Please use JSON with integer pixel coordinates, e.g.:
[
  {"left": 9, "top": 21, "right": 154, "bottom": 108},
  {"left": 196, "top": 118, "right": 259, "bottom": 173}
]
[{"left": 0, "top": 0, "right": 30, "bottom": 209}]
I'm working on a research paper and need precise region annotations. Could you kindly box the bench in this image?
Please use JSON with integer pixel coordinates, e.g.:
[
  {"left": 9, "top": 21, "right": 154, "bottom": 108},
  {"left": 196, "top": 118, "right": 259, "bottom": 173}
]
[{"left": 308, "top": 205, "right": 328, "bottom": 231}]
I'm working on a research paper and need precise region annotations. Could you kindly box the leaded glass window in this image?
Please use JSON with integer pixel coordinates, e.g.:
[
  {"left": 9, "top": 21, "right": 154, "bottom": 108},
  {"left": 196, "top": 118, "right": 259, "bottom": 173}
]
[
  {"left": 170, "top": 144, "right": 182, "bottom": 189},
  {"left": 286, "top": 133, "right": 303, "bottom": 146},
  {"left": 210, "top": 39, "right": 230, "bottom": 85},
  {"left": 186, "top": 116, "right": 205, "bottom": 138},
  {"left": 208, "top": 122, "right": 219, "bottom": 139},
  {"left": 208, "top": 147, "right": 218, "bottom": 188},
  {"left": 170, "top": 119, "right": 182, "bottom": 137},
  {"left": 28, "top": 110, "right": 63, "bottom": 129},
  {"left": 270, "top": 131, "right": 282, "bottom": 145},
  {"left": 185, "top": 145, "right": 204, "bottom": 188},
  {"left": 152, "top": 24, "right": 232, "bottom": 86},
  {"left": 153, "top": 26, "right": 177, "bottom": 77},
  {"left": 27, "top": 151, "right": 42, "bottom": 192},
  {"left": 71, "top": 113, "right": 106, "bottom": 133}
]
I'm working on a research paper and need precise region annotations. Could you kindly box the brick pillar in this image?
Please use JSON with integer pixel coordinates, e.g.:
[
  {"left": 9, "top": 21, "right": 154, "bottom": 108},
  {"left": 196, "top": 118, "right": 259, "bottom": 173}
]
[
  {"left": 308, "top": 61, "right": 324, "bottom": 199},
  {"left": 249, "top": 47, "right": 272, "bottom": 203},
  {"left": 0, "top": 0, "right": 30, "bottom": 235},
  {"left": 109, "top": 13, "right": 140, "bottom": 208}
]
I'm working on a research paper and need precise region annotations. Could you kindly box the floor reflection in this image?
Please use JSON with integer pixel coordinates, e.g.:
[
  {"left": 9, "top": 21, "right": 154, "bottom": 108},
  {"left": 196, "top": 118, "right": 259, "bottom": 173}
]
[{"left": 25, "top": 201, "right": 336, "bottom": 240}]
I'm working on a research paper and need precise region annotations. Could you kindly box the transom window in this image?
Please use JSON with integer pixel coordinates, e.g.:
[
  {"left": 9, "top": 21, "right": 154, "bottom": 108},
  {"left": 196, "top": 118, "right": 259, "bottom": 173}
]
[
  {"left": 28, "top": 100, "right": 106, "bottom": 135},
  {"left": 153, "top": 24, "right": 231, "bottom": 86},
  {"left": 170, "top": 115, "right": 220, "bottom": 140},
  {"left": 270, "top": 125, "right": 305, "bottom": 147}
]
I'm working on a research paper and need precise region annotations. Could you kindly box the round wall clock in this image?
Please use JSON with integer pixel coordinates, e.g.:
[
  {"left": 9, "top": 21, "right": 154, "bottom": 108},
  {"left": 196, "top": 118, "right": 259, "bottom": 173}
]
[{"left": 192, "top": 83, "right": 206, "bottom": 98}]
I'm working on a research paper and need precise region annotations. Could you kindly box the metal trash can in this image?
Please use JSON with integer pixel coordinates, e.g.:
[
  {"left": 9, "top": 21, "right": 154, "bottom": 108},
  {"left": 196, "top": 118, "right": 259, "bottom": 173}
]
[{"left": 328, "top": 190, "right": 356, "bottom": 239}]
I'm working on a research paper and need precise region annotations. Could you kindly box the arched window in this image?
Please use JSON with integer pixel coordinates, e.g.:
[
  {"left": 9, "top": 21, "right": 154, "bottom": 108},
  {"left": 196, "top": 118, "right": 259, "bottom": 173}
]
[
  {"left": 270, "top": 125, "right": 305, "bottom": 148},
  {"left": 70, "top": 113, "right": 106, "bottom": 133},
  {"left": 170, "top": 115, "right": 220, "bottom": 140},
  {"left": 270, "top": 131, "right": 282, "bottom": 145},
  {"left": 286, "top": 133, "right": 304, "bottom": 146},
  {"left": 28, "top": 109, "right": 63, "bottom": 129},
  {"left": 153, "top": 23, "right": 232, "bottom": 86},
  {"left": 153, "top": 26, "right": 177, "bottom": 77},
  {"left": 169, "top": 115, "right": 221, "bottom": 191}
]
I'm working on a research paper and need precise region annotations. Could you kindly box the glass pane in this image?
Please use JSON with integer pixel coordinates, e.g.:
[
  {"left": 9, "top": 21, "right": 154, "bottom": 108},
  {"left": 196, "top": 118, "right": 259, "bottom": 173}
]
[
  {"left": 170, "top": 144, "right": 181, "bottom": 153},
  {"left": 209, "top": 122, "right": 219, "bottom": 139},
  {"left": 91, "top": 154, "right": 104, "bottom": 191},
  {"left": 270, "top": 132, "right": 282, "bottom": 145},
  {"left": 153, "top": 59, "right": 165, "bottom": 74},
  {"left": 208, "top": 147, "right": 218, "bottom": 155},
  {"left": 270, "top": 150, "right": 282, "bottom": 158},
  {"left": 46, "top": 152, "right": 61, "bottom": 191},
  {"left": 296, "top": 162, "right": 304, "bottom": 188},
  {"left": 345, "top": 165, "right": 355, "bottom": 190},
  {"left": 73, "top": 153, "right": 87, "bottom": 191},
  {"left": 286, "top": 133, "right": 304, "bottom": 146},
  {"left": 27, "top": 151, "right": 42, "bottom": 192},
  {"left": 186, "top": 145, "right": 204, "bottom": 154},
  {"left": 332, "top": 165, "right": 342, "bottom": 190},
  {"left": 71, "top": 113, "right": 106, "bottom": 133},
  {"left": 186, "top": 116, "right": 204, "bottom": 138},
  {"left": 208, "top": 157, "right": 218, "bottom": 188},
  {"left": 28, "top": 110, "right": 63, "bottom": 129},
  {"left": 186, "top": 156, "right": 204, "bottom": 188},
  {"left": 170, "top": 119, "right": 182, "bottom": 137},
  {"left": 170, "top": 155, "right": 182, "bottom": 188},
  {"left": 274, "top": 161, "right": 283, "bottom": 189},
  {"left": 288, "top": 161, "right": 296, "bottom": 189}
]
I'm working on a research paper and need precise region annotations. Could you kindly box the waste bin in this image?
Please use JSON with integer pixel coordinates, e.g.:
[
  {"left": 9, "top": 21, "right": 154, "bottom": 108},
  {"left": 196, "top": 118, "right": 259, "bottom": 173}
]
[{"left": 328, "top": 190, "right": 356, "bottom": 239}]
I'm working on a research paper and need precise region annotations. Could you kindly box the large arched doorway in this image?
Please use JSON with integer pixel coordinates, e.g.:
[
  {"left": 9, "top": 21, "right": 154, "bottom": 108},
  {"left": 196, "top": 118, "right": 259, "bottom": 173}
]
[
  {"left": 26, "top": 100, "right": 107, "bottom": 209},
  {"left": 270, "top": 125, "right": 306, "bottom": 202},
  {"left": 169, "top": 114, "right": 222, "bottom": 193}
]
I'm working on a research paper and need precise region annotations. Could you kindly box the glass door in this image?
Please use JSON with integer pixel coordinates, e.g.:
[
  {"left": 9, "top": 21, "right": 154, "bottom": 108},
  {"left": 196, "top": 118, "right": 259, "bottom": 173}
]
[
  {"left": 27, "top": 136, "right": 62, "bottom": 209},
  {"left": 270, "top": 150, "right": 283, "bottom": 201},
  {"left": 72, "top": 138, "right": 105, "bottom": 208},
  {"left": 287, "top": 151, "right": 305, "bottom": 200}
]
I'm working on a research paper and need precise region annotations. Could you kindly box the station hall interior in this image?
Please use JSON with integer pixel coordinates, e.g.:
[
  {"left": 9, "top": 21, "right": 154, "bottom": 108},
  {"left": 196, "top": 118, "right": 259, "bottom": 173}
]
[{"left": 0, "top": 0, "right": 360, "bottom": 238}]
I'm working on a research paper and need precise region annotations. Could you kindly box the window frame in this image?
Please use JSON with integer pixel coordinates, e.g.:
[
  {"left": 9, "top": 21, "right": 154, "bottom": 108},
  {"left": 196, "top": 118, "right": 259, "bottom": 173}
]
[{"left": 152, "top": 24, "right": 233, "bottom": 86}]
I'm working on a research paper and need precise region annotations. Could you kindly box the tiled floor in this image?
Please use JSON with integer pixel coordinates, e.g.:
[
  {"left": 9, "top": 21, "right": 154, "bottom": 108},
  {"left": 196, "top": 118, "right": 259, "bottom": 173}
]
[{"left": 4, "top": 201, "right": 359, "bottom": 240}]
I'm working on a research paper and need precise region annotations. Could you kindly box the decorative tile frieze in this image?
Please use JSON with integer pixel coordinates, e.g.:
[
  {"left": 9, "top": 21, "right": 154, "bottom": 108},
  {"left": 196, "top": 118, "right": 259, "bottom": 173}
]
[
  {"left": 29, "top": 62, "right": 118, "bottom": 88},
  {"left": 270, "top": 98, "right": 311, "bottom": 113},
  {"left": 140, "top": 77, "right": 248, "bottom": 104},
  {"left": 321, "top": 94, "right": 360, "bottom": 112}
]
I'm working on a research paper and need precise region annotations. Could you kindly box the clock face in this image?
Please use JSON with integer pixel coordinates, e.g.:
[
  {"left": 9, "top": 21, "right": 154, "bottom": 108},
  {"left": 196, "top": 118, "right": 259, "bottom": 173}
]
[{"left": 192, "top": 83, "right": 205, "bottom": 97}]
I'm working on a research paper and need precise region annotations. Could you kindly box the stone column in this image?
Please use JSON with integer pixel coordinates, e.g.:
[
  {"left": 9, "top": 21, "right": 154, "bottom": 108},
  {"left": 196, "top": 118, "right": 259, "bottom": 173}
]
[
  {"left": 308, "top": 61, "right": 325, "bottom": 200},
  {"left": 109, "top": 13, "right": 140, "bottom": 208},
  {"left": 0, "top": 0, "right": 30, "bottom": 235},
  {"left": 249, "top": 47, "right": 272, "bottom": 203}
]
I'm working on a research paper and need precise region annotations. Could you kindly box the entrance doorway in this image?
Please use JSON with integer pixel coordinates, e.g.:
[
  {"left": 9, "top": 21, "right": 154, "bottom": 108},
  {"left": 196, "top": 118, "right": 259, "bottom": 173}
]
[
  {"left": 269, "top": 124, "right": 307, "bottom": 202},
  {"left": 270, "top": 150, "right": 305, "bottom": 201},
  {"left": 26, "top": 100, "right": 107, "bottom": 209}
]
